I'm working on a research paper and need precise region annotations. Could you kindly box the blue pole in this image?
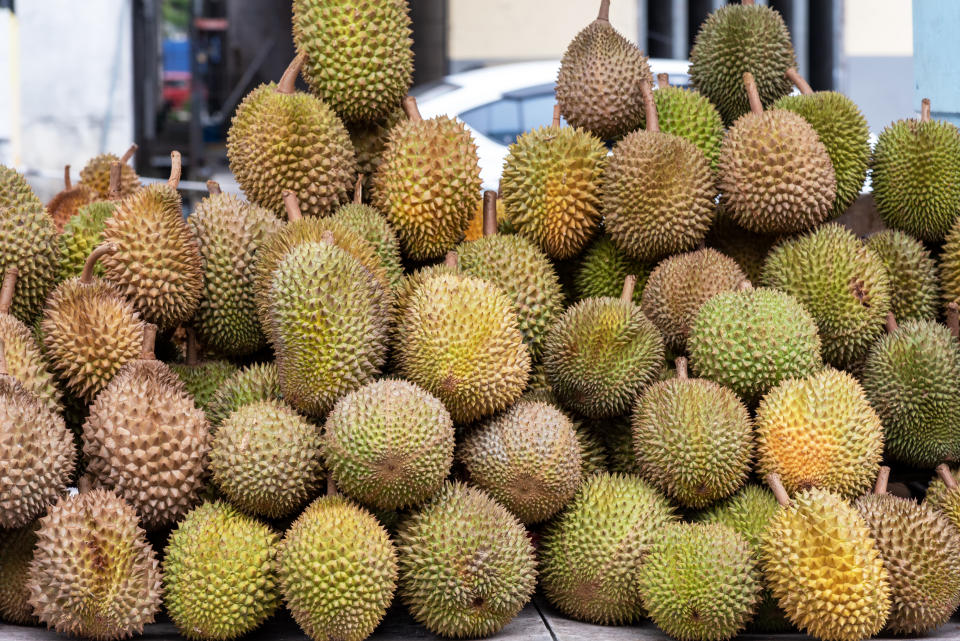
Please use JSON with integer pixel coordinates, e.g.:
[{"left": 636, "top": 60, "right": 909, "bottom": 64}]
[{"left": 913, "top": 0, "right": 960, "bottom": 127}]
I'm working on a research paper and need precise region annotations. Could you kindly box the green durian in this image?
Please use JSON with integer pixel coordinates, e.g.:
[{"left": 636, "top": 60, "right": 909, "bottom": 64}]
[{"left": 868, "top": 229, "right": 940, "bottom": 322}]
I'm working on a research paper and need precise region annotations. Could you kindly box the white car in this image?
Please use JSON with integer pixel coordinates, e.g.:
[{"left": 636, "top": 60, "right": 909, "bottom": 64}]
[{"left": 413, "top": 59, "right": 693, "bottom": 190}]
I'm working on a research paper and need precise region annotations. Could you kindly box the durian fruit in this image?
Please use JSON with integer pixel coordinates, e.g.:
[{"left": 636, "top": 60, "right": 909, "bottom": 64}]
[
  {"left": 227, "top": 53, "right": 356, "bottom": 218},
  {"left": 855, "top": 467, "right": 960, "bottom": 635},
  {"left": 279, "top": 495, "right": 397, "bottom": 641},
  {"left": 82, "top": 324, "right": 210, "bottom": 530},
  {"left": 937, "top": 212, "right": 960, "bottom": 307},
  {"left": 689, "top": 2, "right": 796, "bottom": 125},
  {"left": 268, "top": 233, "right": 389, "bottom": 417},
  {"left": 601, "top": 415, "right": 643, "bottom": 475},
  {"left": 773, "top": 68, "right": 870, "bottom": 217},
  {"left": 58, "top": 200, "right": 114, "bottom": 281},
  {"left": 348, "top": 108, "right": 403, "bottom": 197},
  {"left": 332, "top": 179, "right": 403, "bottom": 288},
  {"left": 575, "top": 234, "right": 651, "bottom": 304},
  {"left": 211, "top": 399, "right": 324, "bottom": 519},
  {"left": 163, "top": 501, "right": 281, "bottom": 641},
  {"left": 396, "top": 482, "right": 537, "bottom": 638},
  {"left": 603, "top": 79, "right": 717, "bottom": 262},
  {"left": 688, "top": 284, "right": 822, "bottom": 404},
  {"left": 0, "top": 164, "right": 43, "bottom": 215},
  {"left": 872, "top": 98, "right": 960, "bottom": 241},
  {"left": 0, "top": 201, "right": 58, "bottom": 324},
  {"left": 323, "top": 378, "right": 454, "bottom": 510},
  {"left": 397, "top": 270, "right": 530, "bottom": 424},
  {"left": 101, "top": 151, "right": 203, "bottom": 330},
  {"left": 638, "top": 522, "right": 760, "bottom": 641},
  {"left": 460, "top": 400, "right": 582, "bottom": 524},
  {"left": 169, "top": 328, "right": 239, "bottom": 411},
  {"left": 188, "top": 181, "right": 282, "bottom": 356},
  {"left": 640, "top": 248, "right": 746, "bottom": 352},
  {"left": 0, "top": 339, "right": 75, "bottom": 530},
  {"left": 372, "top": 96, "right": 481, "bottom": 260},
  {"left": 499, "top": 105, "right": 607, "bottom": 260},
  {"left": 46, "top": 165, "right": 97, "bottom": 233},
  {"left": 26, "top": 489, "right": 162, "bottom": 641},
  {"left": 868, "top": 230, "right": 940, "bottom": 322},
  {"left": 861, "top": 313, "right": 960, "bottom": 468},
  {"left": 544, "top": 276, "right": 665, "bottom": 418},
  {"left": 762, "top": 223, "right": 891, "bottom": 368},
  {"left": 706, "top": 209, "right": 779, "bottom": 284},
  {"left": 756, "top": 367, "right": 882, "bottom": 499},
  {"left": 78, "top": 144, "right": 141, "bottom": 199},
  {"left": 555, "top": 0, "right": 652, "bottom": 140},
  {"left": 0, "top": 524, "right": 38, "bottom": 625},
  {"left": 42, "top": 244, "right": 144, "bottom": 401},
  {"left": 642, "top": 73, "right": 725, "bottom": 169},
  {"left": 456, "top": 191, "right": 565, "bottom": 359},
  {"left": 926, "top": 465, "right": 960, "bottom": 532},
  {"left": 632, "top": 357, "right": 752, "bottom": 509},
  {"left": 205, "top": 362, "right": 281, "bottom": 428},
  {"left": 761, "top": 475, "right": 890, "bottom": 641},
  {"left": 540, "top": 472, "right": 678, "bottom": 624},
  {"left": 719, "top": 72, "right": 836, "bottom": 234},
  {"left": 0, "top": 268, "right": 61, "bottom": 413}
]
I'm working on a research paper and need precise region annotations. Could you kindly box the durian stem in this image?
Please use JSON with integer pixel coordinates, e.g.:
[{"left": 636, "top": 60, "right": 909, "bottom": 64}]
[
  {"left": 621, "top": 275, "right": 637, "bottom": 302},
  {"left": 597, "top": 0, "right": 610, "bottom": 22},
  {"left": 0, "top": 338, "right": 6, "bottom": 377},
  {"left": 327, "top": 475, "right": 339, "bottom": 496},
  {"left": 277, "top": 53, "right": 306, "bottom": 95},
  {"left": 80, "top": 244, "right": 118, "bottom": 285},
  {"left": 141, "top": 324, "right": 158, "bottom": 360},
  {"left": 0, "top": 268, "right": 18, "bottom": 315},
  {"left": 482, "top": 191, "right": 498, "bottom": 237},
  {"left": 185, "top": 327, "right": 200, "bottom": 366},
  {"left": 743, "top": 72, "right": 763, "bottom": 114},
  {"left": 657, "top": 73, "right": 669, "bottom": 89},
  {"left": 874, "top": 466, "right": 891, "bottom": 495},
  {"left": 354, "top": 175, "right": 363, "bottom": 204},
  {"left": 108, "top": 161, "right": 122, "bottom": 199},
  {"left": 640, "top": 79, "right": 658, "bottom": 132},
  {"left": 120, "top": 143, "right": 138, "bottom": 165},
  {"left": 77, "top": 476, "right": 93, "bottom": 494},
  {"left": 282, "top": 191, "right": 303, "bottom": 222},
  {"left": 885, "top": 312, "right": 898, "bottom": 334},
  {"left": 321, "top": 230, "right": 335, "bottom": 245},
  {"left": 765, "top": 473, "right": 792, "bottom": 507},
  {"left": 63, "top": 165, "right": 71, "bottom": 189},
  {"left": 674, "top": 356, "right": 688, "bottom": 380},
  {"left": 947, "top": 303, "right": 959, "bottom": 340},
  {"left": 206, "top": 180, "right": 221, "bottom": 195},
  {"left": 444, "top": 251, "right": 459, "bottom": 269},
  {"left": 552, "top": 104, "right": 561, "bottom": 128},
  {"left": 738, "top": 280, "right": 753, "bottom": 291},
  {"left": 168, "top": 151, "right": 182, "bottom": 189},
  {"left": 402, "top": 96, "right": 423, "bottom": 122},
  {"left": 936, "top": 463, "right": 958, "bottom": 490},
  {"left": 785, "top": 68, "right": 814, "bottom": 96},
  {"left": 921, "top": 98, "right": 932, "bottom": 123}
]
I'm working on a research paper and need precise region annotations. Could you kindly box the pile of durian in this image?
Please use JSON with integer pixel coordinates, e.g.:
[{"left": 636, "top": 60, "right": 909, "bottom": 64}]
[{"left": 4, "top": 1, "right": 960, "bottom": 641}]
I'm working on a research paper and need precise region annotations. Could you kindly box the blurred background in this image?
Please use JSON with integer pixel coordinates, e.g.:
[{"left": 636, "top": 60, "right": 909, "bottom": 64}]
[{"left": 0, "top": 0, "right": 933, "bottom": 200}]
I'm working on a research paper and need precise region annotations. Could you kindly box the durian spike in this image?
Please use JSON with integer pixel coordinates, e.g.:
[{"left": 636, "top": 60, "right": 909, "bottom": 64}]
[
  {"left": 936, "top": 463, "right": 958, "bottom": 490},
  {"left": 738, "top": 279, "right": 754, "bottom": 291},
  {"left": 63, "top": 165, "right": 72, "bottom": 189},
  {"left": 277, "top": 52, "right": 306, "bottom": 95},
  {"left": 873, "top": 466, "right": 891, "bottom": 495},
  {"left": 743, "top": 72, "right": 763, "bottom": 114},
  {"left": 885, "top": 312, "right": 898, "bottom": 334},
  {"left": 402, "top": 96, "right": 423, "bottom": 123},
  {"left": 482, "top": 190, "right": 498, "bottom": 237},
  {"left": 119, "top": 143, "right": 138, "bottom": 165},
  {"left": 674, "top": 356, "right": 688, "bottom": 380},
  {"left": 765, "top": 473, "right": 792, "bottom": 507},
  {"left": 621, "top": 275, "right": 637, "bottom": 302},
  {"left": 0, "top": 267, "right": 18, "bottom": 315},
  {"left": 80, "top": 243, "right": 118, "bottom": 285},
  {"left": 552, "top": 104, "right": 562, "bottom": 128},
  {"left": 354, "top": 175, "right": 363, "bottom": 204},
  {"left": 327, "top": 475, "right": 339, "bottom": 496},
  {"left": 947, "top": 303, "right": 959, "bottom": 340},
  {"left": 168, "top": 151, "right": 182, "bottom": 189},
  {"left": 206, "top": 180, "right": 221, "bottom": 195},
  {"left": 444, "top": 250, "right": 459, "bottom": 269},
  {"left": 321, "top": 230, "right": 335, "bottom": 245},
  {"left": 282, "top": 190, "right": 303, "bottom": 222},
  {"left": 184, "top": 327, "right": 200, "bottom": 366},
  {"left": 108, "top": 161, "right": 122, "bottom": 199},
  {"left": 597, "top": 0, "right": 610, "bottom": 22},
  {"left": 141, "top": 324, "right": 158, "bottom": 360},
  {"left": 785, "top": 68, "right": 814, "bottom": 96},
  {"left": 657, "top": 73, "right": 669, "bottom": 89},
  {"left": 640, "top": 79, "right": 658, "bottom": 132},
  {"left": 0, "top": 337, "right": 7, "bottom": 376},
  {"left": 921, "top": 98, "right": 932, "bottom": 123}
]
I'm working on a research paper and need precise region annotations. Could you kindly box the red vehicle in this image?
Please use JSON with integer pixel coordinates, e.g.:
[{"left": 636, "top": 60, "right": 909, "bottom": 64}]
[{"left": 163, "top": 71, "right": 191, "bottom": 111}]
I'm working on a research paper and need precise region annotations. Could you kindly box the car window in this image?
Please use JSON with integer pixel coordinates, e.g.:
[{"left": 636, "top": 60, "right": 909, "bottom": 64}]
[{"left": 461, "top": 92, "right": 559, "bottom": 145}]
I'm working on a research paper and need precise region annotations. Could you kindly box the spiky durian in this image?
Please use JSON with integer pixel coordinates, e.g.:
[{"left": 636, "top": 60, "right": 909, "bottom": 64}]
[
  {"left": 0, "top": 164, "right": 43, "bottom": 216},
  {"left": 0, "top": 202, "right": 58, "bottom": 324},
  {"left": 0, "top": 524, "right": 38, "bottom": 625},
  {"left": 46, "top": 165, "right": 97, "bottom": 233},
  {"left": 58, "top": 201, "right": 114, "bottom": 281},
  {"left": 78, "top": 144, "right": 141, "bottom": 199},
  {"left": 169, "top": 329, "right": 239, "bottom": 411},
  {"left": 348, "top": 108, "right": 403, "bottom": 197},
  {"left": 926, "top": 465, "right": 960, "bottom": 532},
  {"left": 205, "top": 362, "right": 281, "bottom": 428},
  {"left": 705, "top": 209, "right": 779, "bottom": 284},
  {"left": 937, "top": 215, "right": 960, "bottom": 307},
  {"left": 640, "top": 73, "right": 725, "bottom": 169},
  {"left": 575, "top": 234, "right": 651, "bottom": 304},
  {"left": 332, "top": 181, "right": 403, "bottom": 288},
  {"left": 867, "top": 230, "right": 940, "bottom": 322}
]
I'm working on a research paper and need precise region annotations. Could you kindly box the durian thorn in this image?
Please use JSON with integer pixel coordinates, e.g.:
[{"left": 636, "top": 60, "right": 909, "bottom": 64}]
[
  {"left": 640, "top": 79, "right": 658, "bottom": 132},
  {"left": 402, "top": 96, "right": 422, "bottom": 122},
  {"left": 0, "top": 267, "right": 18, "bottom": 315},
  {"left": 873, "top": 466, "right": 891, "bottom": 495},
  {"left": 119, "top": 143, "right": 138, "bottom": 165},
  {"left": 277, "top": 52, "right": 306, "bottom": 95},
  {"left": 937, "top": 463, "right": 958, "bottom": 490},
  {"left": 921, "top": 98, "right": 932, "bottom": 123},
  {"left": 765, "top": 473, "right": 792, "bottom": 507},
  {"left": 282, "top": 191, "right": 303, "bottom": 222},
  {"left": 885, "top": 312, "right": 898, "bottom": 334},
  {"left": 947, "top": 302, "right": 959, "bottom": 340},
  {"left": 621, "top": 275, "right": 637, "bottom": 302},
  {"left": 327, "top": 475, "right": 339, "bottom": 496},
  {"left": 444, "top": 250, "right": 459, "bottom": 269},
  {"left": 597, "top": 0, "right": 610, "bottom": 22},
  {"left": 738, "top": 279, "right": 753, "bottom": 291},
  {"left": 141, "top": 324, "right": 158, "bottom": 360},
  {"left": 184, "top": 327, "right": 200, "bottom": 366},
  {"left": 674, "top": 356, "right": 688, "bottom": 380},
  {"left": 321, "top": 230, "right": 335, "bottom": 245},
  {"left": 743, "top": 72, "right": 763, "bottom": 114},
  {"left": 108, "top": 161, "right": 122, "bottom": 199},
  {"left": 482, "top": 191, "right": 498, "bottom": 237},
  {"left": 785, "top": 68, "right": 813, "bottom": 95},
  {"left": 657, "top": 73, "right": 669, "bottom": 89},
  {"left": 168, "top": 151, "right": 182, "bottom": 189},
  {"left": 0, "top": 337, "right": 7, "bottom": 376},
  {"left": 63, "top": 164, "right": 72, "bottom": 189},
  {"left": 206, "top": 180, "right": 221, "bottom": 195},
  {"left": 354, "top": 175, "right": 363, "bottom": 204},
  {"left": 552, "top": 104, "right": 562, "bottom": 128},
  {"left": 80, "top": 243, "right": 118, "bottom": 284}
]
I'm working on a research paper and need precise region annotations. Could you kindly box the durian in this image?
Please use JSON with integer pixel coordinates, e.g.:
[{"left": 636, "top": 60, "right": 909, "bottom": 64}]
[
  {"left": 78, "top": 144, "right": 141, "bottom": 199},
  {"left": 0, "top": 524, "right": 38, "bottom": 625},
  {"left": 205, "top": 362, "right": 281, "bottom": 428},
  {"left": 0, "top": 201, "right": 58, "bottom": 324},
  {"left": 58, "top": 200, "right": 114, "bottom": 282},
  {"left": 332, "top": 179, "right": 403, "bottom": 288},
  {"left": 640, "top": 73, "right": 725, "bottom": 169},
  {"left": 926, "top": 465, "right": 960, "bottom": 532},
  {"left": 0, "top": 164, "right": 43, "bottom": 216},
  {"left": 169, "top": 328, "right": 239, "bottom": 411},
  {"left": 46, "top": 165, "right": 96, "bottom": 233},
  {"left": 574, "top": 234, "right": 650, "bottom": 304},
  {"left": 868, "top": 229, "right": 940, "bottom": 322}
]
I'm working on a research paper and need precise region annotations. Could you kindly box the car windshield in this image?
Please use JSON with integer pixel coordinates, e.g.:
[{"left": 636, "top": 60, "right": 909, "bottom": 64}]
[{"left": 460, "top": 84, "right": 557, "bottom": 145}]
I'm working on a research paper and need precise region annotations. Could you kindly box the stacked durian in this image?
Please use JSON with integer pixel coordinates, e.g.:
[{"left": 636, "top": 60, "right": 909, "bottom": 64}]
[{"left": 6, "top": 1, "right": 960, "bottom": 641}]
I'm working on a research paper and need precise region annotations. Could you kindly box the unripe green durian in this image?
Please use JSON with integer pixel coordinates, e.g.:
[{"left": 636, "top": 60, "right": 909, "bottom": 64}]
[
  {"left": 868, "top": 229, "right": 940, "bottom": 322},
  {"left": 574, "top": 234, "right": 651, "bottom": 304},
  {"left": 205, "top": 362, "right": 281, "bottom": 428},
  {"left": 640, "top": 73, "right": 725, "bottom": 169}
]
